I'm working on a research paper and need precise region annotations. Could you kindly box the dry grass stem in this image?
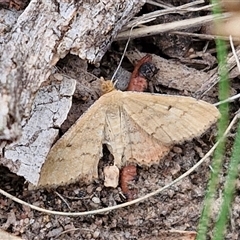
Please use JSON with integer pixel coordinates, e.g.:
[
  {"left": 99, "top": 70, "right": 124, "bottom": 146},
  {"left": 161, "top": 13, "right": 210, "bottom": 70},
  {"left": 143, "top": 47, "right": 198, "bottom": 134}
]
[
  {"left": 125, "top": 0, "right": 211, "bottom": 29},
  {"left": 117, "top": 14, "right": 229, "bottom": 41},
  {"left": 171, "top": 31, "right": 240, "bottom": 42}
]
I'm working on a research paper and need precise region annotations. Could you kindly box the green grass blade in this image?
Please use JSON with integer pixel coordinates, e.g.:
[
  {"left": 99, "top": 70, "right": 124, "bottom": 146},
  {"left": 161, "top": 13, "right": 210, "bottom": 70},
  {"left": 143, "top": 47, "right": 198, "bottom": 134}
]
[
  {"left": 212, "top": 119, "right": 240, "bottom": 239},
  {"left": 196, "top": 1, "right": 229, "bottom": 239}
]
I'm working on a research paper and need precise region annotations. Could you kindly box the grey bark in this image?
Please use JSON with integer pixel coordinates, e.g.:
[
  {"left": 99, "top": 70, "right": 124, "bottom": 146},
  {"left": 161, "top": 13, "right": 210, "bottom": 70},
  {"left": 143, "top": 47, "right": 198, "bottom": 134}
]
[{"left": 0, "top": 0, "right": 145, "bottom": 142}]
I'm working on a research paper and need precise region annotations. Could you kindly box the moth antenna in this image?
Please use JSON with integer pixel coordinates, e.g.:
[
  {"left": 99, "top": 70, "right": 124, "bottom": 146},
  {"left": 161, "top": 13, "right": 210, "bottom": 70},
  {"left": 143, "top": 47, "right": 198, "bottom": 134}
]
[{"left": 111, "top": 26, "right": 134, "bottom": 87}]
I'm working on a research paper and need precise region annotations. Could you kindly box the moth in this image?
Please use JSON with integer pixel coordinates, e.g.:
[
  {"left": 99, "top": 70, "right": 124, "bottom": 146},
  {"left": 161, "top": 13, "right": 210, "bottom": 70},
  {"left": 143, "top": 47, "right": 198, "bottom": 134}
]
[{"left": 38, "top": 80, "right": 220, "bottom": 187}]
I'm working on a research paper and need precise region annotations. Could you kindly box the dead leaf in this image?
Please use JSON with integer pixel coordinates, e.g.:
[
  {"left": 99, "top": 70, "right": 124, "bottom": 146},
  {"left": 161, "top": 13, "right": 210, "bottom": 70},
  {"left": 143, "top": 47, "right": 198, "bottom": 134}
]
[{"left": 38, "top": 80, "right": 220, "bottom": 187}]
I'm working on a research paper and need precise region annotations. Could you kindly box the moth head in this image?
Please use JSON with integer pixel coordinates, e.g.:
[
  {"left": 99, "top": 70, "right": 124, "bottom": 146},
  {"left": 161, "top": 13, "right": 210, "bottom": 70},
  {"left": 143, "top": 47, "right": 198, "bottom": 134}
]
[{"left": 100, "top": 77, "right": 116, "bottom": 95}]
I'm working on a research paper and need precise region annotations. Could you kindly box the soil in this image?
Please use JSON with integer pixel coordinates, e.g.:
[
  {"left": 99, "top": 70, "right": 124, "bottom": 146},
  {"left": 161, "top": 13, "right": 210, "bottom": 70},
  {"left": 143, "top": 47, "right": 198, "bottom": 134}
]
[{"left": 1, "top": 1, "right": 240, "bottom": 240}]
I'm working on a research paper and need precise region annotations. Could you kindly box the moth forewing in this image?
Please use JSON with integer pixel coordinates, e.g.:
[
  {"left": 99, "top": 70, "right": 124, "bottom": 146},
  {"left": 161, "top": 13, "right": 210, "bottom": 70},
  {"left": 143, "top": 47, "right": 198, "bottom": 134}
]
[{"left": 38, "top": 95, "right": 109, "bottom": 187}]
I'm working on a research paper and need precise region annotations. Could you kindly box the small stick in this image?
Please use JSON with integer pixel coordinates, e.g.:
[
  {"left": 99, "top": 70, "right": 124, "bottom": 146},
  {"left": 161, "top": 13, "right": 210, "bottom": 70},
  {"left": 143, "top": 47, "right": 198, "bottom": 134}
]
[{"left": 55, "top": 191, "right": 71, "bottom": 210}]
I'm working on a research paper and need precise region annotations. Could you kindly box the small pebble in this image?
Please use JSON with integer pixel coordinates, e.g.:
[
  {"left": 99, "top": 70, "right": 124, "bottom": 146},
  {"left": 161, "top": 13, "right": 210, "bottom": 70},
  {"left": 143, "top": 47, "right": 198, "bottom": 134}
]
[
  {"left": 53, "top": 73, "right": 64, "bottom": 80},
  {"left": 92, "top": 197, "right": 101, "bottom": 204},
  {"left": 86, "top": 185, "right": 94, "bottom": 194},
  {"left": 73, "top": 189, "right": 79, "bottom": 194},
  {"left": 93, "top": 230, "right": 100, "bottom": 238},
  {"left": 173, "top": 146, "right": 182, "bottom": 154},
  {"left": 24, "top": 218, "right": 30, "bottom": 224},
  {"left": 152, "top": 229, "right": 158, "bottom": 236},
  {"left": 46, "top": 222, "right": 52, "bottom": 229},
  {"left": 85, "top": 233, "right": 92, "bottom": 239},
  {"left": 125, "top": 231, "right": 131, "bottom": 238},
  {"left": 29, "top": 219, "right": 35, "bottom": 224},
  {"left": 47, "top": 227, "right": 63, "bottom": 238}
]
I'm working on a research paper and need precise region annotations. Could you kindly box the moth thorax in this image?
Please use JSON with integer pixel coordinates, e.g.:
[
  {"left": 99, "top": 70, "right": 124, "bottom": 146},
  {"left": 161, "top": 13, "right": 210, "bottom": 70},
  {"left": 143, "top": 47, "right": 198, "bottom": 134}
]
[{"left": 100, "top": 78, "right": 116, "bottom": 95}]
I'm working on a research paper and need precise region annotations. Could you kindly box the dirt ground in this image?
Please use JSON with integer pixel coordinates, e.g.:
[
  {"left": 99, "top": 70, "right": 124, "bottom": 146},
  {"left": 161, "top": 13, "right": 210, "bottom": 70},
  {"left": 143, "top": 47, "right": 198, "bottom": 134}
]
[{"left": 1, "top": 1, "right": 240, "bottom": 240}]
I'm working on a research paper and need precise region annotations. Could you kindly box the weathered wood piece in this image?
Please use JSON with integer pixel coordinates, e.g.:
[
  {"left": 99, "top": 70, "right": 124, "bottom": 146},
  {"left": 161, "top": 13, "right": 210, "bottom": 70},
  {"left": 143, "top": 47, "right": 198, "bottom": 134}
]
[
  {"left": 0, "top": 0, "right": 145, "bottom": 142},
  {"left": 126, "top": 51, "right": 210, "bottom": 93},
  {"left": 2, "top": 74, "right": 76, "bottom": 184}
]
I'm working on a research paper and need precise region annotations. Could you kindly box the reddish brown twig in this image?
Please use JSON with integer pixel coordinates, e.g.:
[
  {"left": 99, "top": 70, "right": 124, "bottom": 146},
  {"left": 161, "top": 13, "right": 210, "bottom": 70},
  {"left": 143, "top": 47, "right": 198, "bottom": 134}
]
[
  {"left": 120, "top": 165, "right": 137, "bottom": 201},
  {"left": 127, "top": 54, "right": 154, "bottom": 92}
]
